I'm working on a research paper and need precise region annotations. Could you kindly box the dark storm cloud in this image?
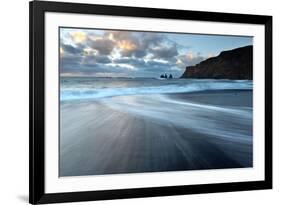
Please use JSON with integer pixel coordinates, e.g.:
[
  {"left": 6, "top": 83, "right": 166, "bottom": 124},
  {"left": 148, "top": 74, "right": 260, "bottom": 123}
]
[
  {"left": 61, "top": 43, "right": 84, "bottom": 55},
  {"left": 83, "top": 55, "right": 112, "bottom": 65},
  {"left": 149, "top": 44, "right": 179, "bottom": 60},
  {"left": 132, "top": 32, "right": 165, "bottom": 57},
  {"left": 60, "top": 55, "right": 82, "bottom": 69},
  {"left": 60, "top": 53, "right": 114, "bottom": 75},
  {"left": 88, "top": 38, "right": 115, "bottom": 55},
  {"left": 61, "top": 58, "right": 124, "bottom": 76},
  {"left": 60, "top": 39, "right": 113, "bottom": 75}
]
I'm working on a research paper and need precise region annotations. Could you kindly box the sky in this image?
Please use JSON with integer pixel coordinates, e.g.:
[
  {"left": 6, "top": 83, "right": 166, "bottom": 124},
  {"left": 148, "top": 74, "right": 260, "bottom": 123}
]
[{"left": 60, "top": 28, "right": 252, "bottom": 78}]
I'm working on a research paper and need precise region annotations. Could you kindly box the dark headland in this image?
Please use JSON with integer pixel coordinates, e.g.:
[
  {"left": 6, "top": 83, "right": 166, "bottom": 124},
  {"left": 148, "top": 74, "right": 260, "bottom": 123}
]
[{"left": 181, "top": 45, "right": 253, "bottom": 79}]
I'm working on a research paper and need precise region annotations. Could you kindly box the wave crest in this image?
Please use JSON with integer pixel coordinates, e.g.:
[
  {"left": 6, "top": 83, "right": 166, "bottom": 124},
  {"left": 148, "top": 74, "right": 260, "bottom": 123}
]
[{"left": 61, "top": 80, "right": 252, "bottom": 101}]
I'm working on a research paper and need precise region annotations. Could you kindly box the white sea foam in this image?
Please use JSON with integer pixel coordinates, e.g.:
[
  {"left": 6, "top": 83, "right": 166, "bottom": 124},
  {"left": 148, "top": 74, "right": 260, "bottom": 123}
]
[{"left": 61, "top": 79, "right": 252, "bottom": 101}]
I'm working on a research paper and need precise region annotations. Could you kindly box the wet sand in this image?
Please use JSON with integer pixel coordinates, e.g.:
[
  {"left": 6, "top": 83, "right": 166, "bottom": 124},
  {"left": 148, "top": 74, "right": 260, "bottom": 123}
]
[{"left": 59, "top": 90, "right": 253, "bottom": 177}]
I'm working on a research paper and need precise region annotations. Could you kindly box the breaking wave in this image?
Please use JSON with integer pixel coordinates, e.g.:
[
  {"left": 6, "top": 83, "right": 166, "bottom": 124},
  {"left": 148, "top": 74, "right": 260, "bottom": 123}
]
[{"left": 61, "top": 80, "right": 252, "bottom": 101}]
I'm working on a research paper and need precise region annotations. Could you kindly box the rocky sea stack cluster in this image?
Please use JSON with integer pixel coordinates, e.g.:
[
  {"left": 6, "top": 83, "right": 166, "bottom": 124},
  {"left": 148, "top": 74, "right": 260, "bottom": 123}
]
[{"left": 160, "top": 73, "right": 173, "bottom": 79}]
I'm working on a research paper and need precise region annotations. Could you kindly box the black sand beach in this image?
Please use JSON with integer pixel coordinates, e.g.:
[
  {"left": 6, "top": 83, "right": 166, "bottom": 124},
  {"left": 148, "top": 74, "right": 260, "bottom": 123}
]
[{"left": 59, "top": 90, "right": 253, "bottom": 177}]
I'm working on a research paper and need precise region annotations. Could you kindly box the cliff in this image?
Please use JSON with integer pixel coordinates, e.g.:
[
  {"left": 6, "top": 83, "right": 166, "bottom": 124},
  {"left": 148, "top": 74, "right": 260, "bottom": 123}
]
[{"left": 181, "top": 45, "right": 253, "bottom": 79}]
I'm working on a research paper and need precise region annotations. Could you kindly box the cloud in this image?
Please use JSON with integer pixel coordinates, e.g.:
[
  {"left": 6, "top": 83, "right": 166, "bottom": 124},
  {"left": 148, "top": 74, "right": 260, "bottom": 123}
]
[
  {"left": 176, "top": 52, "right": 205, "bottom": 68},
  {"left": 83, "top": 54, "right": 112, "bottom": 65},
  {"left": 112, "top": 57, "right": 176, "bottom": 77},
  {"left": 60, "top": 55, "right": 82, "bottom": 73},
  {"left": 88, "top": 38, "right": 115, "bottom": 55},
  {"left": 70, "top": 31, "right": 87, "bottom": 43},
  {"left": 105, "top": 31, "right": 166, "bottom": 58},
  {"left": 61, "top": 43, "right": 83, "bottom": 55},
  {"left": 113, "top": 57, "right": 146, "bottom": 67},
  {"left": 149, "top": 44, "right": 178, "bottom": 60},
  {"left": 104, "top": 31, "right": 139, "bottom": 57},
  {"left": 60, "top": 28, "right": 208, "bottom": 77}
]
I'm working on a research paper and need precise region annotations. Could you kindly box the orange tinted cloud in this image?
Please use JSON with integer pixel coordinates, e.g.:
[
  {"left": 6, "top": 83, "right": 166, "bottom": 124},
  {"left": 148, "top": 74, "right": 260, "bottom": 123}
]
[
  {"left": 71, "top": 31, "right": 87, "bottom": 43},
  {"left": 117, "top": 40, "right": 137, "bottom": 51}
]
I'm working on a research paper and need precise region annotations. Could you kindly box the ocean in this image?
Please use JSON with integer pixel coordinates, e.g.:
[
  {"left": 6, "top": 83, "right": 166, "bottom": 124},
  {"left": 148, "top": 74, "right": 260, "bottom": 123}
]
[{"left": 60, "top": 77, "right": 252, "bottom": 101}]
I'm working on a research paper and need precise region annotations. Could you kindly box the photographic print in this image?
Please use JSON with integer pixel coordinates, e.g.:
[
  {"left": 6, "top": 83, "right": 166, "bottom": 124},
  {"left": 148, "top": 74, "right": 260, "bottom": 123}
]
[
  {"left": 30, "top": 1, "right": 272, "bottom": 203},
  {"left": 59, "top": 28, "right": 253, "bottom": 177}
]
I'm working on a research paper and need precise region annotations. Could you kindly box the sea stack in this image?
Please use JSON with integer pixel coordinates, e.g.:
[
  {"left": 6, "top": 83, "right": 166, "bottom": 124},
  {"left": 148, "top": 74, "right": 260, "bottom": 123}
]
[{"left": 181, "top": 45, "right": 253, "bottom": 80}]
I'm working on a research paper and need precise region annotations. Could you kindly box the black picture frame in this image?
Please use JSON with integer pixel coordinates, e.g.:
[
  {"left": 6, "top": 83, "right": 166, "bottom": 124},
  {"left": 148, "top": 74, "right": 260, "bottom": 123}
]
[{"left": 29, "top": 1, "right": 272, "bottom": 204}]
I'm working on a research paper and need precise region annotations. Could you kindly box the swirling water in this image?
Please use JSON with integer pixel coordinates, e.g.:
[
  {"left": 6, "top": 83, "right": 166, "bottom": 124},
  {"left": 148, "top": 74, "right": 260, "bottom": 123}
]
[{"left": 59, "top": 77, "right": 253, "bottom": 175}]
